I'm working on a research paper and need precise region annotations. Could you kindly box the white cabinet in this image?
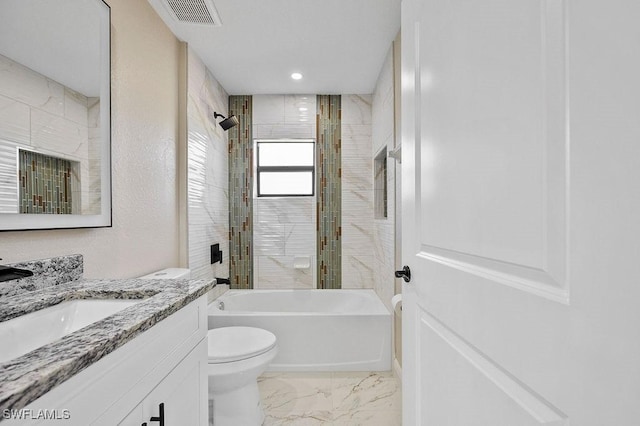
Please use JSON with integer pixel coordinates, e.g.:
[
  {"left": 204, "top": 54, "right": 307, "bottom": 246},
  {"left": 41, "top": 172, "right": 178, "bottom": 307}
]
[
  {"left": 118, "top": 339, "right": 207, "bottom": 426},
  {"left": 8, "top": 295, "right": 209, "bottom": 426}
]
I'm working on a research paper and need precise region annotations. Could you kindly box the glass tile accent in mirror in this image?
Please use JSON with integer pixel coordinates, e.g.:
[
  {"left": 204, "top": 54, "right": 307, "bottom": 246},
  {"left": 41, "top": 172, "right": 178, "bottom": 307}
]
[{"left": 18, "top": 150, "right": 77, "bottom": 214}]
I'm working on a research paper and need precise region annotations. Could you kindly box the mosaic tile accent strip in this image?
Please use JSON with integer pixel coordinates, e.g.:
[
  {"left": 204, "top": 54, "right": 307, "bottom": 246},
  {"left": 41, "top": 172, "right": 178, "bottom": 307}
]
[
  {"left": 18, "top": 149, "right": 76, "bottom": 214},
  {"left": 316, "top": 95, "right": 342, "bottom": 289},
  {"left": 228, "top": 95, "right": 254, "bottom": 289}
]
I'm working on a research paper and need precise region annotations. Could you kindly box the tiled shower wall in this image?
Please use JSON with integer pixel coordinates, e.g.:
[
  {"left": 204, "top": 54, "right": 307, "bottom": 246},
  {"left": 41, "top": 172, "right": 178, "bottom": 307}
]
[
  {"left": 252, "top": 95, "right": 317, "bottom": 289},
  {"left": 0, "top": 54, "right": 99, "bottom": 214},
  {"left": 342, "top": 95, "right": 376, "bottom": 289},
  {"left": 251, "top": 95, "right": 374, "bottom": 289},
  {"left": 187, "top": 49, "right": 230, "bottom": 281},
  {"left": 371, "top": 46, "right": 397, "bottom": 313}
]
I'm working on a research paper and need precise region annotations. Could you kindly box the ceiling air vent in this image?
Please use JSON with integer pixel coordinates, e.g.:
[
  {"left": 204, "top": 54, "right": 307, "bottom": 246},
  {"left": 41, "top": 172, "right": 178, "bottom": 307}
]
[{"left": 164, "top": 0, "right": 222, "bottom": 26}]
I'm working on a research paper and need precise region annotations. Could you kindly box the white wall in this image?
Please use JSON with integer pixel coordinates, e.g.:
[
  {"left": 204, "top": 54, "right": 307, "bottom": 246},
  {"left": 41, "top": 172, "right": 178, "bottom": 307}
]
[
  {"left": 371, "top": 44, "right": 401, "bottom": 366},
  {"left": 341, "top": 95, "right": 376, "bottom": 289},
  {"left": 187, "top": 49, "right": 229, "bottom": 281},
  {"left": 252, "top": 95, "right": 317, "bottom": 289},
  {"left": 371, "top": 47, "right": 396, "bottom": 312},
  {"left": 0, "top": 0, "right": 182, "bottom": 279}
]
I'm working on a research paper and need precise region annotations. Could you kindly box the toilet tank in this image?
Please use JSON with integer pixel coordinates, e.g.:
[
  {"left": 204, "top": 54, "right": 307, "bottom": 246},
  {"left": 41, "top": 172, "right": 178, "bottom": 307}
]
[{"left": 138, "top": 268, "right": 191, "bottom": 280}]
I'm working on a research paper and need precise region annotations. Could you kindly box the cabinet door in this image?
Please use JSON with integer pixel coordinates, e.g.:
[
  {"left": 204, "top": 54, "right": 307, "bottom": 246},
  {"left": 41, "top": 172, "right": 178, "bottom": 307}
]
[{"left": 142, "top": 339, "right": 208, "bottom": 425}]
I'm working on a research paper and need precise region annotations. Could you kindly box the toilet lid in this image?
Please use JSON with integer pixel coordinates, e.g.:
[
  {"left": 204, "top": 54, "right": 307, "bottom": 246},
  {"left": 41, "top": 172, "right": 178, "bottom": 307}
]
[{"left": 207, "top": 326, "right": 277, "bottom": 363}]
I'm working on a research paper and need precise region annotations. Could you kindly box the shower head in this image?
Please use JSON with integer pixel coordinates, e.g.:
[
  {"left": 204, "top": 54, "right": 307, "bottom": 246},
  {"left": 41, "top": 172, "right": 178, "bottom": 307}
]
[{"left": 213, "top": 112, "right": 239, "bottom": 131}]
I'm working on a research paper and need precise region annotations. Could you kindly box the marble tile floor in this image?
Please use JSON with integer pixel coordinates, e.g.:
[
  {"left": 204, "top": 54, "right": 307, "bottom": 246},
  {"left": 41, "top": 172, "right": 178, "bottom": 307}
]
[{"left": 258, "top": 371, "right": 401, "bottom": 425}]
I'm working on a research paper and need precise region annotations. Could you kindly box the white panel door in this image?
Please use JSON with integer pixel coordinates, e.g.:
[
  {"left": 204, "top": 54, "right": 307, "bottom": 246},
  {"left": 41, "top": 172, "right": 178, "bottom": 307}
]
[{"left": 401, "top": 0, "right": 640, "bottom": 424}]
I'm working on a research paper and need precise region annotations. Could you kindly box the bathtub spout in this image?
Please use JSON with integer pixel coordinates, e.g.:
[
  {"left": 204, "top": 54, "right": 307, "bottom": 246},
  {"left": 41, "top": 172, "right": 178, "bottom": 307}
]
[{"left": 215, "top": 277, "right": 231, "bottom": 285}]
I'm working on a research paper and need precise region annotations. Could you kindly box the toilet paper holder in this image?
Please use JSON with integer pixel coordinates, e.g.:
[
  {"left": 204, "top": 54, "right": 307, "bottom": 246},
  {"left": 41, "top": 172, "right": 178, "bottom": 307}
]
[{"left": 391, "top": 294, "right": 402, "bottom": 313}]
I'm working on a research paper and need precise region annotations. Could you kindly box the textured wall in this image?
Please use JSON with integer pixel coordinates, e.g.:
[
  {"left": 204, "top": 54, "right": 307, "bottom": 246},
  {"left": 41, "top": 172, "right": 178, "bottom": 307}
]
[
  {"left": 252, "top": 95, "right": 317, "bottom": 289},
  {"left": 341, "top": 95, "right": 375, "bottom": 289},
  {"left": 0, "top": 0, "right": 182, "bottom": 279},
  {"left": 371, "top": 43, "right": 400, "bottom": 366},
  {"left": 371, "top": 47, "right": 396, "bottom": 313},
  {"left": 186, "top": 49, "right": 229, "bottom": 281}
]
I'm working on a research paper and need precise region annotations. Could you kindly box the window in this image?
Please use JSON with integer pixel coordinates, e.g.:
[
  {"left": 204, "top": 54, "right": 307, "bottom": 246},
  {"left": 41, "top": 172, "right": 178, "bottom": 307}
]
[{"left": 256, "top": 140, "right": 315, "bottom": 197}]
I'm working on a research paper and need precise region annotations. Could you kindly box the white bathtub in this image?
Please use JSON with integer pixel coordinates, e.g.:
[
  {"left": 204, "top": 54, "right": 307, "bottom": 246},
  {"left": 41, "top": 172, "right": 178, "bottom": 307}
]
[{"left": 208, "top": 289, "right": 392, "bottom": 371}]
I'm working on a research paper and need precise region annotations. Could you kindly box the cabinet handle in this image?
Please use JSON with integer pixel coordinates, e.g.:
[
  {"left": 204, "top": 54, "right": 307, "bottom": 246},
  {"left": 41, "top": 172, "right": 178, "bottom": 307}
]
[{"left": 149, "top": 403, "right": 165, "bottom": 426}]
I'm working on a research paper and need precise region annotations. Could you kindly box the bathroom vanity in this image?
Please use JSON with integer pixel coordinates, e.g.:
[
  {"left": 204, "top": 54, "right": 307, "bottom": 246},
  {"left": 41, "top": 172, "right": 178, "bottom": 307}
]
[{"left": 0, "top": 270, "right": 214, "bottom": 425}]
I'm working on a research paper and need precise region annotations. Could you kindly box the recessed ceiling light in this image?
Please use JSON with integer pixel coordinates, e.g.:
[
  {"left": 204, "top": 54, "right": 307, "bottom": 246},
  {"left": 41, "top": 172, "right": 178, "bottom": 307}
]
[
  {"left": 299, "top": 107, "right": 308, "bottom": 111},
  {"left": 291, "top": 72, "right": 303, "bottom": 80}
]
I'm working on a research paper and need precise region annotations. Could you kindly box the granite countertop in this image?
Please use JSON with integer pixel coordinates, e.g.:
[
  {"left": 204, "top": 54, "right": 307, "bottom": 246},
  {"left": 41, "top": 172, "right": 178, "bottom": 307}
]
[{"left": 0, "top": 277, "right": 216, "bottom": 414}]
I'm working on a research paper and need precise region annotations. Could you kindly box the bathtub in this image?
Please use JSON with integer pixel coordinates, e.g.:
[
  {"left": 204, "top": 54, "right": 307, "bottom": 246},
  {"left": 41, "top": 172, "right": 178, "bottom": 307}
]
[{"left": 208, "top": 289, "right": 392, "bottom": 371}]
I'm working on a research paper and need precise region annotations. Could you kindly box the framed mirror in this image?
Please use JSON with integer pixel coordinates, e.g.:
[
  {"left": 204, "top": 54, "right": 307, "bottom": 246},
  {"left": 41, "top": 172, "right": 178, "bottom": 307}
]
[{"left": 0, "top": 0, "right": 111, "bottom": 231}]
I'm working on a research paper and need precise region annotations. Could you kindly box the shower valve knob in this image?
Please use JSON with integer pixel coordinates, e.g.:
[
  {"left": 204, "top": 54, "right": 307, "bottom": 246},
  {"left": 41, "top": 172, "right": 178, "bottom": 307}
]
[
  {"left": 395, "top": 266, "right": 411, "bottom": 283},
  {"left": 149, "top": 403, "right": 164, "bottom": 426}
]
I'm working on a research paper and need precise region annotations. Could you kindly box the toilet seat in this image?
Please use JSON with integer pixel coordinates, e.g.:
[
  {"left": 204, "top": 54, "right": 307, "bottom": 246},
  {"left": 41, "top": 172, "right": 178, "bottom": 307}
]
[{"left": 208, "top": 326, "right": 276, "bottom": 363}]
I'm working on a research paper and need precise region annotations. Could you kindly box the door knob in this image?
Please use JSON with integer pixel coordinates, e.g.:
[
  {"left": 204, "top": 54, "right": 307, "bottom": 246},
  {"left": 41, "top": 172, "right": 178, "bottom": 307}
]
[{"left": 395, "top": 265, "right": 411, "bottom": 282}]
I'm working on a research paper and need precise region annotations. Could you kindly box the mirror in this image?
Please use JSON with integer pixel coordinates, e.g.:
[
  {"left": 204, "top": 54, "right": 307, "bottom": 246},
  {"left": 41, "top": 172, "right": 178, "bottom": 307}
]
[{"left": 0, "top": 0, "right": 111, "bottom": 230}]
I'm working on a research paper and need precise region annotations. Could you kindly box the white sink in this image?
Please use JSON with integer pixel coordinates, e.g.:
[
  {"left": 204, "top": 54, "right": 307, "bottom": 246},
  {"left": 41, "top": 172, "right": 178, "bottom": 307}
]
[{"left": 0, "top": 299, "right": 142, "bottom": 363}]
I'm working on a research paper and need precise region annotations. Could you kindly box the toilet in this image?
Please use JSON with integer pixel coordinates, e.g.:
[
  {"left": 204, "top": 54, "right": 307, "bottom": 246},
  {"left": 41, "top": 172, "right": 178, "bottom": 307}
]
[
  {"left": 207, "top": 326, "right": 277, "bottom": 425},
  {"left": 139, "top": 269, "right": 277, "bottom": 425},
  {"left": 137, "top": 268, "right": 191, "bottom": 280}
]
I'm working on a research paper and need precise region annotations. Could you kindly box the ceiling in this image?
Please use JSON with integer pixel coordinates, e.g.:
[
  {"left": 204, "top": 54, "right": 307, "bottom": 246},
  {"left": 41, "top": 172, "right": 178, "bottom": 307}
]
[{"left": 147, "top": 0, "right": 401, "bottom": 95}]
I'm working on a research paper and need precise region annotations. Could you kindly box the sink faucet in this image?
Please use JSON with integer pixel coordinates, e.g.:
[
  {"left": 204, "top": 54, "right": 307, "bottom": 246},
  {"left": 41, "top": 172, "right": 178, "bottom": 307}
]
[{"left": 0, "top": 259, "right": 34, "bottom": 283}]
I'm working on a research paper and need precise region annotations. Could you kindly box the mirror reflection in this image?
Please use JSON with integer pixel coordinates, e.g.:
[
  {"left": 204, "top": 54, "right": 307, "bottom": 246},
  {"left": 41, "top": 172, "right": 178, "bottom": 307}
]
[{"left": 0, "top": 0, "right": 111, "bottom": 229}]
